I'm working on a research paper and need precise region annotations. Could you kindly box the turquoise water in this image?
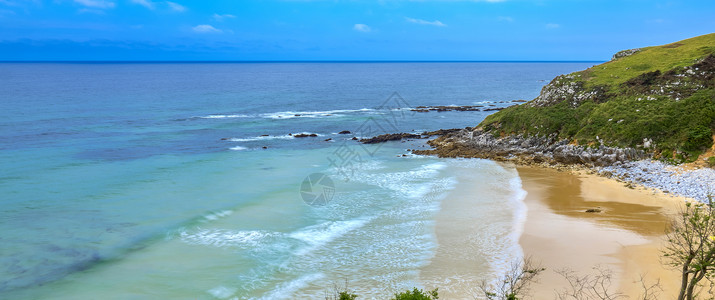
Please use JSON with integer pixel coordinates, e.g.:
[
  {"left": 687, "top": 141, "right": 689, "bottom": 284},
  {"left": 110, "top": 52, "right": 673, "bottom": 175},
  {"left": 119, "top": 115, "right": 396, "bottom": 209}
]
[{"left": 0, "top": 62, "right": 594, "bottom": 299}]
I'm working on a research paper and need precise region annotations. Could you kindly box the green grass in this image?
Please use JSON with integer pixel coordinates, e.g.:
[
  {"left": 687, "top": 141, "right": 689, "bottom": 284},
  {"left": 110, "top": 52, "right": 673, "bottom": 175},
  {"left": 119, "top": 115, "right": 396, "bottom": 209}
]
[
  {"left": 479, "top": 33, "right": 715, "bottom": 164},
  {"left": 583, "top": 33, "right": 715, "bottom": 88}
]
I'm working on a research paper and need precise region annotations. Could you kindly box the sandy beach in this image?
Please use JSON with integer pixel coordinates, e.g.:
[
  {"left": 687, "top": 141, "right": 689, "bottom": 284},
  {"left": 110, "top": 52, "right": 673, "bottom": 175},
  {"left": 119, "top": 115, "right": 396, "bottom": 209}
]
[
  {"left": 424, "top": 162, "right": 689, "bottom": 299},
  {"left": 518, "top": 166, "right": 685, "bottom": 299}
]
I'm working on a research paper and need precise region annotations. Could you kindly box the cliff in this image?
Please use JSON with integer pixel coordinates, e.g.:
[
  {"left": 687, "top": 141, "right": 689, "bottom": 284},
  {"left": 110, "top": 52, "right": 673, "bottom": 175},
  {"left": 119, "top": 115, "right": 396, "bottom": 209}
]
[{"left": 417, "top": 33, "right": 715, "bottom": 167}]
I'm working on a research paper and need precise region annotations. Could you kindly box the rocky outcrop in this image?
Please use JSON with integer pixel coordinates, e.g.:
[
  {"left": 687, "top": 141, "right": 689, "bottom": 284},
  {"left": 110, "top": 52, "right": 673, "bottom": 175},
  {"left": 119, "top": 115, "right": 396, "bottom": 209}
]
[
  {"left": 422, "top": 128, "right": 464, "bottom": 136},
  {"left": 358, "top": 129, "right": 465, "bottom": 144},
  {"left": 359, "top": 133, "right": 423, "bottom": 144},
  {"left": 529, "top": 74, "right": 606, "bottom": 107},
  {"left": 611, "top": 48, "right": 641, "bottom": 60},
  {"left": 410, "top": 105, "right": 514, "bottom": 112},
  {"left": 413, "top": 129, "right": 647, "bottom": 167}
]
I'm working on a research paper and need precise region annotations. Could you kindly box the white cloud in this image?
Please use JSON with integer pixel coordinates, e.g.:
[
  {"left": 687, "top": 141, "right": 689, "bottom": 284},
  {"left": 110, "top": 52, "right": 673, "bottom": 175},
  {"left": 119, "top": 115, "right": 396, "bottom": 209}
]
[
  {"left": 545, "top": 23, "right": 560, "bottom": 29},
  {"left": 497, "top": 16, "right": 514, "bottom": 22},
  {"left": 166, "top": 1, "right": 185, "bottom": 12},
  {"left": 131, "top": 0, "right": 154, "bottom": 9},
  {"left": 405, "top": 17, "right": 446, "bottom": 27},
  {"left": 78, "top": 8, "right": 105, "bottom": 14},
  {"left": 192, "top": 24, "right": 222, "bottom": 33},
  {"left": 353, "top": 23, "right": 371, "bottom": 32},
  {"left": 213, "top": 13, "right": 236, "bottom": 21},
  {"left": 74, "top": 0, "right": 114, "bottom": 9}
]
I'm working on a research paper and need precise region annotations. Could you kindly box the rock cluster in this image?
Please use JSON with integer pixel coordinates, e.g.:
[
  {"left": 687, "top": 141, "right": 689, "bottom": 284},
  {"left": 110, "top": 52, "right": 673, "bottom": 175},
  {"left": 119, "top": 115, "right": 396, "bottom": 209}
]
[
  {"left": 410, "top": 105, "right": 513, "bottom": 113},
  {"left": 529, "top": 74, "right": 605, "bottom": 107},
  {"left": 413, "top": 129, "right": 646, "bottom": 167},
  {"left": 611, "top": 48, "right": 641, "bottom": 60},
  {"left": 358, "top": 129, "right": 464, "bottom": 144},
  {"left": 359, "top": 133, "right": 423, "bottom": 144}
]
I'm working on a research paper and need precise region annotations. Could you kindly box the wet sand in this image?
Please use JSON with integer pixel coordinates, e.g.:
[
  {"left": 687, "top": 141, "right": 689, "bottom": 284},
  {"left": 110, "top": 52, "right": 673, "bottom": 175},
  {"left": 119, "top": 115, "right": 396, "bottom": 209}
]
[{"left": 518, "top": 166, "right": 683, "bottom": 299}]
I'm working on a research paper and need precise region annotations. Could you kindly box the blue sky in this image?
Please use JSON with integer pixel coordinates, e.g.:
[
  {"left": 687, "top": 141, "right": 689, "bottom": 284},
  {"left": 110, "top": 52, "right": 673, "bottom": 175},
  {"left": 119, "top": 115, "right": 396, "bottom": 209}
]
[{"left": 0, "top": 0, "right": 713, "bottom": 61}]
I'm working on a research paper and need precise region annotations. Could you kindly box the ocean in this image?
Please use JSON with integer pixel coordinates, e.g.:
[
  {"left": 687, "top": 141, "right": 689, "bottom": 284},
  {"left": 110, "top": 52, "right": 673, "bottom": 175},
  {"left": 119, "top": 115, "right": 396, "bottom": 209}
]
[{"left": 0, "top": 62, "right": 595, "bottom": 299}]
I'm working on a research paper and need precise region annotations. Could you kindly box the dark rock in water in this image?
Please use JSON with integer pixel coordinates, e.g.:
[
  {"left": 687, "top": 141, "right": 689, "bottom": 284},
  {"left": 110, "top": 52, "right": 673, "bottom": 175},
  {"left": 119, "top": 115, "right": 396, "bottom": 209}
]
[
  {"left": 585, "top": 208, "right": 602, "bottom": 213},
  {"left": 512, "top": 100, "right": 528, "bottom": 103},
  {"left": 288, "top": 133, "right": 292, "bottom": 136},
  {"left": 324, "top": 138, "right": 332, "bottom": 141},
  {"left": 262, "top": 146, "right": 268, "bottom": 149},
  {"left": 351, "top": 137, "right": 358, "bottom": 140},
  {"left": 409, "top": 105, "right": 483, "bottom": 112},
  {"left": 220, "top": 138, "right": 229, "bottom": 140},
  {"left": 483, "top": 106, "right": 513, "bottom": 111},
  {"left": 294, "top": 114, "right": 301, "bottom": 117},
  {"left": 294, "top": 133, "right": 318, "bottom": 138},
  {"left": 339, "top": 130, "right": 351, "bottom": 134},
  {"left": 422, "top": 128, "right": 462, "bottom": 136},
  {"left": 359, "top": 133, "right": 423, "bottom": 144},
  {"left": 261, "top": 134, "right": 269, "bottom": 137}
]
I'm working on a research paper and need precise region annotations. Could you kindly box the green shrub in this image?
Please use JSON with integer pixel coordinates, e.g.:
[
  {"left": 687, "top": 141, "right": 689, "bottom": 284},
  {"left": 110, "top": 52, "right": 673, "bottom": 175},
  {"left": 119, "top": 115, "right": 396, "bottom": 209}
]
[
  {"left": 707, "top": 157, "right": 715, "bottom": 168},
  {"left": 393, "top": 288, "right": 439, "bottom": 300},
  {"left": 684, "top": 126, "right": 713, "bottom": 151},
  {"left": 337, "top": 291, "right": 358, "bottom": 300}
]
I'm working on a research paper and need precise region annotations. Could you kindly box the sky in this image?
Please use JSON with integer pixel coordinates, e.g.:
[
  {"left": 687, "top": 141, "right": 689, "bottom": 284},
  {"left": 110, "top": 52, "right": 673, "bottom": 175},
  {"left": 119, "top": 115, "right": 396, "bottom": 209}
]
[{"left": 0, "top": 0, "right": 713, "bottom": 61}]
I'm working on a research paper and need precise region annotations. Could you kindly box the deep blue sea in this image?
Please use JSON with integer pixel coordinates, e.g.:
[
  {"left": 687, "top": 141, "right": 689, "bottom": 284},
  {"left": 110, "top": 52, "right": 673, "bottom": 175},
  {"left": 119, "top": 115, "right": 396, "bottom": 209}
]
[{"left": 0, "top": 62, "right": 594, "bottom": 299}]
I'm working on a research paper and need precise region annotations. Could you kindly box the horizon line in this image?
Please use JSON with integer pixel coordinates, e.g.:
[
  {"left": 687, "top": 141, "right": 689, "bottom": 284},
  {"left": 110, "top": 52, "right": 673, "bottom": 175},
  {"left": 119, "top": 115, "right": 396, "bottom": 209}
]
[{"left": 0, "top": 60, "right": 606, "bottom": 64}]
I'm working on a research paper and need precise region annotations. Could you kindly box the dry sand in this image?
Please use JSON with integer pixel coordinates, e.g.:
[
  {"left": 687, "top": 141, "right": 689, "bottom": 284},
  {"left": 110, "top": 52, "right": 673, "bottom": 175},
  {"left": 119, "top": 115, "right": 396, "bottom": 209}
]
[{"left": 518, "top": 166, "right": 684, "bottom": 299}]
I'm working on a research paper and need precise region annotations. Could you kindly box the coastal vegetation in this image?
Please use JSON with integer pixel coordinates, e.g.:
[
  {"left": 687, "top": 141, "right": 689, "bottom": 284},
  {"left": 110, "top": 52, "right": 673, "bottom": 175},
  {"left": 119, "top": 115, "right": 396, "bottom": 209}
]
[
  {"left": 479, "top": 33, "right": 715, "bottom": 164},
  {"left": 663, "top": 197, "right": 715, "bottom": 300}
]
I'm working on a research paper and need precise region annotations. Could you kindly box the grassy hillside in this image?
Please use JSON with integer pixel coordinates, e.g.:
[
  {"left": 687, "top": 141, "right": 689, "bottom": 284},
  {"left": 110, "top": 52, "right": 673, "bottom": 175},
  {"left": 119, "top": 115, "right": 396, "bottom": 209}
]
[
  {"left": 586, "top": 33, "right": 715, "bottom": 87},
  {"left": 480, "top": 33, "right": 715, "bottom": 163}
]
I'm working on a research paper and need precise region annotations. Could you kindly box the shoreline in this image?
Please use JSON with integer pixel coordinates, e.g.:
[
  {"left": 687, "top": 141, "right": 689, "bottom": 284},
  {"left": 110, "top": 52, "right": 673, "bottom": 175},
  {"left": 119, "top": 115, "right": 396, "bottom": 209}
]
[
  {"left": 410, "top": 129, "right": 715, "bottom": 203},
  {"left": 516, "top": 165, "right": 683, "bottom": 299}
]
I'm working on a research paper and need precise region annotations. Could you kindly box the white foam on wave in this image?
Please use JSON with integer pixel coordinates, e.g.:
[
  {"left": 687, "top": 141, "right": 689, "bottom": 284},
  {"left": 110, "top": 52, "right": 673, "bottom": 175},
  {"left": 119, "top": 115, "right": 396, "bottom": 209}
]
[
  {"left": 288, "top": 218, "right": 370, "bottom": 256},
  {"left": 207, "top": 286, "right": 237, "bottom": 299},
  {"left": 203, "top": 210, "right": 233, "bottom": 221},
  {"left": 506, "top": 173, "right": 528, "bottom": 264},
  {"left": 228, "top": 132, "right": 323, "bottom": 143},
  {"left": 198, "top": 108, "right": 378, "bottom": 121},
  {"left": 229, "top": 146, "right": 248, "bottom": 151},
  {"left": 480, "top": 167, "right": 529, "bottom": 285},
  {"left": 199, "top": 114, "right": 251, "bottom": 119},
  {"left": 350, "top": 162, "right": 449, "bottom": 199},
  {"left": 253, "top": 273, "right": 325, "bottom": 300},
  {"left": 262, "top": 108, "right": 374, "bottom": 119},
  {"left": 180, "top": 229, "right": 276, "bottom": 248},
  {"left": 226, "top": 135, "right": 295, "bottom": 142}
]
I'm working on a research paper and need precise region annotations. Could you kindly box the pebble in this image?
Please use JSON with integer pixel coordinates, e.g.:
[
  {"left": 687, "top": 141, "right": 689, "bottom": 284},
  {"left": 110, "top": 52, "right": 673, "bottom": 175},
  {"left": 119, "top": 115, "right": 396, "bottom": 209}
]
[{"left": 598, "top": 160, "right": 715, "bottom": 202}]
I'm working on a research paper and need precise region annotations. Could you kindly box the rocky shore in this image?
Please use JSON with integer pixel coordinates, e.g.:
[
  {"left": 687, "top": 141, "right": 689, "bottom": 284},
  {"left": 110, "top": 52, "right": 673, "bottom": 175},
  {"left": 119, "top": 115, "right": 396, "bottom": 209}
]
[
  {"left": 598, "top": 160, "right": 715, "bottom": 202},
  {"left": 411, "top": 128, "right": 648, "bottom": 166},
  {"left": 405, "top": 128, "right": 714, "bottom": 202}
]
